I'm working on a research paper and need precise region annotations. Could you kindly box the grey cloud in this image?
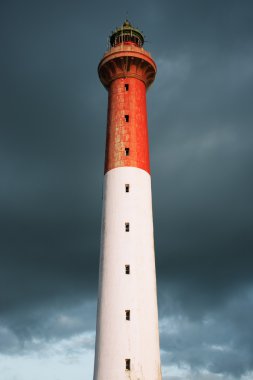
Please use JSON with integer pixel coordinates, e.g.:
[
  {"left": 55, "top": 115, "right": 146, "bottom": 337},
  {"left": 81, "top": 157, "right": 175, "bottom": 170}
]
[
  {"left": 0, "top": 301, "right": 96, "bottom": 354},
  {"left": 0, "top": 327, "right": 21, "bottom": 354},
  {"left": 159, "top": 288, "right": 253, "bottom": 377}
]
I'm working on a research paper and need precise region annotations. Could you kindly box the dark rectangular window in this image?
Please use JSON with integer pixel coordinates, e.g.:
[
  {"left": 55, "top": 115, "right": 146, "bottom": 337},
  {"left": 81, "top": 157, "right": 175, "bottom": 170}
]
[
  {"left": 125, "top": 84, "right": 129, "bottom": 91},
  {"left": 125, "top": 115, "right": 129, "bottom": 122},
  {"left": 125, "top": 359, "right": 131, "bottom": 371},
  {"left": 125, "top": 265, "right": 130, "bottom": 274},
  {"left": 125, "top": 184, "right": 129, "bottom": 192},
  {"left": 125, "top": 310, "right": 130, "bottom": 320},
  {"left": 125, "top": 223, "right": 130, "bottom": 232},
  {"left": 125, "top": 147, "right": 130, "bottom": 156}
]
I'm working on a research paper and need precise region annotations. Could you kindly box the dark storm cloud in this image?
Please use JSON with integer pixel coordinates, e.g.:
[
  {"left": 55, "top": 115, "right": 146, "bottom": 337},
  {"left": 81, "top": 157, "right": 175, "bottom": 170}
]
[
  {"left": 0, "top": 0, "right": 253, "bottom": 378},
  {"left": 151, "top": 14, "right": 253, "bottom": 311},
  {"left": 0, "top": 301, "right": 96, "bottom": 355},
  {"left": 160, "top": 288, "right": 253, "bottom": 377},
  {"left": 0, "top": 0, "right": 105, "bottom": 314}
]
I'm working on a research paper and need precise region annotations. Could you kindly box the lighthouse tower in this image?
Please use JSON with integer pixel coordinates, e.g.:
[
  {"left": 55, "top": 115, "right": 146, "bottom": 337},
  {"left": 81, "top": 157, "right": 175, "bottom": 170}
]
[{"left": 93, "top": 20, "right": 162, "bottom": 380}]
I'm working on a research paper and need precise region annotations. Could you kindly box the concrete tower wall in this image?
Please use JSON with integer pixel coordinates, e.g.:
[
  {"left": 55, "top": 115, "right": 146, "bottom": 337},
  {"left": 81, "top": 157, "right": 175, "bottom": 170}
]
[
  {"left": 104, "top": 77, "right": 150, "bottom": 174},
  {"left": 94, "top": 167, "right": 161, "bottom": 379},
  {"left": 93, "top": 21, "right": 162, "bottom": 380}
]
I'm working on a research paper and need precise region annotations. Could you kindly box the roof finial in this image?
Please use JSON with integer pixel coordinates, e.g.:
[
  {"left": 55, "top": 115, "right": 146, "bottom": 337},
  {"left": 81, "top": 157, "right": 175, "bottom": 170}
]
[{"left": 124, "top": 10, "right": 131, "bottom": 27}]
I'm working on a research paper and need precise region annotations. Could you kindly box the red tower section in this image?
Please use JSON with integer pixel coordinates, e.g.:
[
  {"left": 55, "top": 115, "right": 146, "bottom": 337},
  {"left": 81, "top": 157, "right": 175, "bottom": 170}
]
[{"left": 98, "top": 20, "right": 156, "bottom": 174}]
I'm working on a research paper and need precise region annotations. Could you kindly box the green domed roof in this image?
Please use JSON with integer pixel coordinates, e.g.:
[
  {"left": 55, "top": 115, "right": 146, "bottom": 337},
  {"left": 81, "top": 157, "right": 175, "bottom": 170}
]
[{"left": 110, "top": 20, "right": 144, "bottom": 47}]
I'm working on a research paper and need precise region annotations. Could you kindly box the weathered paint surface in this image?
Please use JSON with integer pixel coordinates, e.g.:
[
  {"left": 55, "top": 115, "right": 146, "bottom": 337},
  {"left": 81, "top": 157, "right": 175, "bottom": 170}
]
[
  {"left": 105, "top": 77, "right": 150, "bottom": 174},
  {"left": 98, "top": 45, "right": 156, "bottom": 89},
  {"left": 93, "top": 167, "right": 162, "bottom": 380},
  {"left": 98, "top": 43, "right": 156, "bottom": 175},
  {"left": 93, "top": 37, "right": 162, "bottom": 380}
]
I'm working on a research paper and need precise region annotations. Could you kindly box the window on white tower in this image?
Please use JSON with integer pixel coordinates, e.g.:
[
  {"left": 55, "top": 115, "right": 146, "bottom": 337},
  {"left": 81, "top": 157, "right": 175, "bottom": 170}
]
[
  {"left": 125, "top": 265, "right": 130, "bottom": 274},
  {"left": 125, "top": 310, "right": 130, "bottom": 320},
  {"left": 125, "top": 359, "right": 131, "bottom": 371},
  {"left": 125, "top": 223, "right": 130, "bottom": 232},
  {"left": 125, "top": 184, "right": 130, "bottom": 192}
]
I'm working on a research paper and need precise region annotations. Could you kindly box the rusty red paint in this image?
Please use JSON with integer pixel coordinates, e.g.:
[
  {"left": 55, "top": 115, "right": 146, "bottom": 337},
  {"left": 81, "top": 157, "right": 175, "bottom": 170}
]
[
  {"left": 98, "top": 45, "right": 156, "bottom": 175},
  {"left": 98, "top": 45, "right": 156, "bottom": 89}
]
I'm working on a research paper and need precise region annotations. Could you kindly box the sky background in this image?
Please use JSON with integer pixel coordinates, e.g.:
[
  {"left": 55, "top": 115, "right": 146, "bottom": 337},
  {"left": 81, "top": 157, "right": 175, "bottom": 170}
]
[{"left": 1, "top": 0, "right": 253, "bottom": 379}]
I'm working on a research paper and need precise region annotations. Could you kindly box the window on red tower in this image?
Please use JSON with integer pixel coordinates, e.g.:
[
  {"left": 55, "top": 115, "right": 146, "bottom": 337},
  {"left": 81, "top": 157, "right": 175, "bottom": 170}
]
[
  {"left": 125, "top": 147, "right": 130, "bottom": 156},
  {"left": 125, "top": 115, "right": 129, "bottom": 122},
  {"left": 125, "top": 84, "right": 129, "bottom": 91}
]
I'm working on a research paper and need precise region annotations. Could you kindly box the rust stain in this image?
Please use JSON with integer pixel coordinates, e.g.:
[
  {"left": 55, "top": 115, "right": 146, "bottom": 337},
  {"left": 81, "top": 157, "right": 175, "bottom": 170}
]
[
  {"left": 104, "top": 76, "right": 151, "bottom": 174},
  {"left": 98, "top": 43, "right": 156, "bottom": 175}
]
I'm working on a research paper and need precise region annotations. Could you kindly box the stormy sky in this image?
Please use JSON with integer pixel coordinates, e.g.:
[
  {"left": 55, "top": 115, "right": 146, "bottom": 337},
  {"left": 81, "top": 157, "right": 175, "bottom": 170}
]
[{"left": 1, "top": 0, "right": 253, "bottom": 379}]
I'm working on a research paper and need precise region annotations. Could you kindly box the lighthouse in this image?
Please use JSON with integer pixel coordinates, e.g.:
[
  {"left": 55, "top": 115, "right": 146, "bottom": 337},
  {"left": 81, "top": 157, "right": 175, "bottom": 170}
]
[{"left": 93, "top": 20, "right": 162, "bottom": 380}]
